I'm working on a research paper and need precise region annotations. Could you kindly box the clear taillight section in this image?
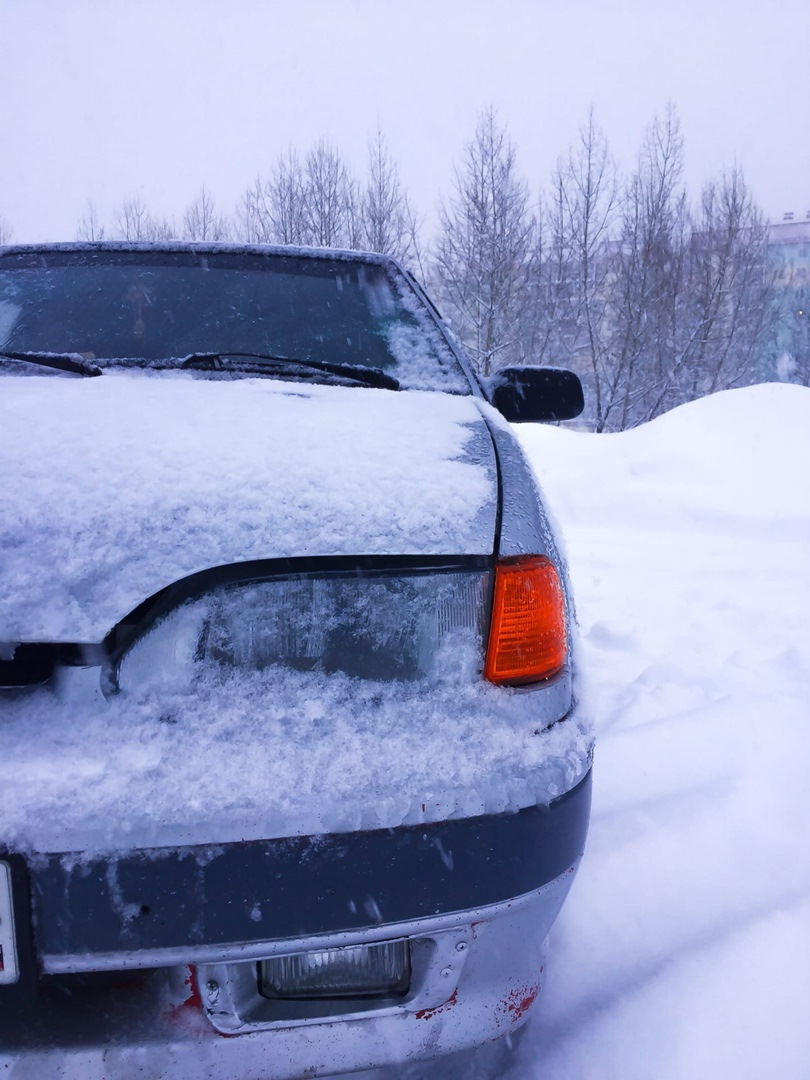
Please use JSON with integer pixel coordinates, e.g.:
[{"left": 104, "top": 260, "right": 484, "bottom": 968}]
[{"left": 114, "top": 570, "right": 489, "bottom": 693}]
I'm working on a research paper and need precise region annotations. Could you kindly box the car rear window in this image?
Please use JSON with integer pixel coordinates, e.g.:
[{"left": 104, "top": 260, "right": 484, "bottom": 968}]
[{"left": 0, "top": 248, "right": 469, "bottom": 392}]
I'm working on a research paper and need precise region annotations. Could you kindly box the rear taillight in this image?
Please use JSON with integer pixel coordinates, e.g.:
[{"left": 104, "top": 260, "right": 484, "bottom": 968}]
[{"left": 484, "top": 556, "right": 567, "bottom": 686}]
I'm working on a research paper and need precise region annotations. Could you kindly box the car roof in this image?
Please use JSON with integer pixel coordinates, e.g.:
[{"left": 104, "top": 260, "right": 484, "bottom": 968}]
[{"left": 0, "top": 240, "right": 402, "bottom": 271}]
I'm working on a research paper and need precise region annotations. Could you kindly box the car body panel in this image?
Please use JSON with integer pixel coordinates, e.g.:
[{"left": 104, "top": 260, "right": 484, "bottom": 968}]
[
  {"left": 0, "top": 871, "right": 580, "bottom": 1078},
  {"left": 32, "top": 771, "right": 591, "bottom": 971}
]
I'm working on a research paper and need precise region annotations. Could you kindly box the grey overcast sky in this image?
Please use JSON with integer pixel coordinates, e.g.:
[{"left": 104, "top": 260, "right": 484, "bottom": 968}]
[{"left": 1, "top": 0, "right": 808, "bottom": 243}]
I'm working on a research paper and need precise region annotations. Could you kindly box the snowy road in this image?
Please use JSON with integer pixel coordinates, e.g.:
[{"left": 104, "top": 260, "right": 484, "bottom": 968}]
[{"left": 362, "top": 383, "right": 810, "bottom": 1079}]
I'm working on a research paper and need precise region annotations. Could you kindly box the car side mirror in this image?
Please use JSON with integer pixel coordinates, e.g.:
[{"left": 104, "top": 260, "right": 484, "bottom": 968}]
[{"left": 489, "top": 367, "right": 584, "bottom": 422}]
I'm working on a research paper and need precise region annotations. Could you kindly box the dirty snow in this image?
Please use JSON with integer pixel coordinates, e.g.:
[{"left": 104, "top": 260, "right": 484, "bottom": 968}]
[
  {"left": 362, "top": 382, "right": 810, "bottom": 1079},
  {"left": 0, "top": 371, "right": 496, "bottom": 640}
]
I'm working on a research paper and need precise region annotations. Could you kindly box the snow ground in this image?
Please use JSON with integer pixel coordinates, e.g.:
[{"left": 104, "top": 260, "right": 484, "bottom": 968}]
[{"left": 362, "top": 383, "right": 810, "bottom": 1079}]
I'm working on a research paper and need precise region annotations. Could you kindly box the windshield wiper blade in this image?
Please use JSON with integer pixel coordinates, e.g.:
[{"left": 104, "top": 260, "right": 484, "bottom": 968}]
[
  {"left": 0, "top": 350, "right": 102, "bottom": 377},
  {"left": 179, "top": 351, "right": 399, "bottom": 391}
]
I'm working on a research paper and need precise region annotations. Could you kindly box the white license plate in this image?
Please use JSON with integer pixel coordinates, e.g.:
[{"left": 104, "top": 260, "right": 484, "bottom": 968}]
[{"left": 0, "top": 861, "right": 19, "bottom": 984}]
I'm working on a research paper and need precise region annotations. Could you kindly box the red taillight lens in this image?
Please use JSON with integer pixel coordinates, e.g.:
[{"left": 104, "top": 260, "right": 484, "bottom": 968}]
[{"left": 484, "top": 556, "right": 567, "bottom": 686}]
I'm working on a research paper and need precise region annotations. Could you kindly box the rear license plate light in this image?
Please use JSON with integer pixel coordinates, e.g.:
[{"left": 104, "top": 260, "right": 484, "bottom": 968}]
[{"left": 259, "top": 939, "right": 410, "bottom": 1000}]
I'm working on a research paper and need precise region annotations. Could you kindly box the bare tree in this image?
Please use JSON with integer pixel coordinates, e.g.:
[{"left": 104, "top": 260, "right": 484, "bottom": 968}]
[
  {"left": 301, "top": 140, "right": 357, "bottom": 248},
  {"left": 114, "top": 197, "right": 176, "bottom": 242},
  {"left": 522, "top": 180, "right": 584, "bottom": 373},
  {"left": 674, "top": 168, "right": 774, "bottom": 403},
  {"left": 360, "top": 128, "right": 420, "bottom": 265},
  {"left": 426, "top": 104, "right": 782, "bottom": 426},
  {"left": 182, "top": 186, "right": 230, "bottom": 241},
  {"left": 0, "top": 215, "right": 12, "bottom": 245},
  {"left": 114, "top": 197, "right": 151, "bottom": 241},
  {"left": 235, "top": 157, "right": 306, "bottom": 245},
  {"left": 265, "top": 150, "right": 308, "bottom": 244},
  {"left": 234, "top": 131, "right": 423, "bottom": 258},
  {"left": 237, "top": 143, "right": 358, "bottom": 249},
  {"left": 236, "top": 174, "right": 273, "bottom": 244},
  {"left": 605, "top": 107, "right": 689, "bottom": 429},
  {"left": 551, "top": 109, "right": 618, "bottom": 429},
  {"left": 76, "top": 201, "right": 106, "bottom": 241},
  {"left": 434, "top": 108, "right": 535, "bottom": 377}
]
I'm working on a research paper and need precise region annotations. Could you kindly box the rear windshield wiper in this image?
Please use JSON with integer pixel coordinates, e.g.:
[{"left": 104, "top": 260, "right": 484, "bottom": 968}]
[
  {"left": 0, "top": 350, "right": 102, "bottom": 377},
  {"left": 179, "top": 351, "right": 400, "bottom": 391}
]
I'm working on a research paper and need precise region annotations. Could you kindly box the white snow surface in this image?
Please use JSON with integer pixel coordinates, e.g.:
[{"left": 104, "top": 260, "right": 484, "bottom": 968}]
[
  {"left": 0, "top": 367, "right": 592, "bottom": 853},
  {"left": 0, "top": 660, "right": 588, "bottom": 852},
  {"left": 505, "top": 383, "right": 810, "bottom": 1080},
  {"left": 3, "top": 379, "right": 810, "bottom": 1077},
  {"left": 0, "top": 371, "right": 496, "bottom": 641},
  {"left": 363, "top": 382, "right": 810, "bottom": 1079}
]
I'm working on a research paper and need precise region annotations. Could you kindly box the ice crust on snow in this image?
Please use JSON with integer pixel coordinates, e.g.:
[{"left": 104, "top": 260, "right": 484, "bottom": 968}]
[{"left": 0, "top": 372, "right": 497, "bottom": 641}]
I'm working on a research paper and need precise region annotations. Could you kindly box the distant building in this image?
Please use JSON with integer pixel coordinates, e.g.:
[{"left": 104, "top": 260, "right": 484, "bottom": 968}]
[
  {"left": 768, "top": 212, "right": 809, "bottom": 382},
  {"left": 768, "top": 212, "right": 810, "bottom": 284}
]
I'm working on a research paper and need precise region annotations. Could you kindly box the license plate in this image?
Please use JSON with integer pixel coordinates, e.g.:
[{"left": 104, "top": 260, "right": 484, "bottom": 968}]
[{"left": 0, "top": 861, "right": 19, "bottom": 984}]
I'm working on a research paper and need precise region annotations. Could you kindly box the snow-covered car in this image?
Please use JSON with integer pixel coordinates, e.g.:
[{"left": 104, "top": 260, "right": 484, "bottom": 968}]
[{"left": 0, "top": 243, "right": 592, "bottom": 1078}]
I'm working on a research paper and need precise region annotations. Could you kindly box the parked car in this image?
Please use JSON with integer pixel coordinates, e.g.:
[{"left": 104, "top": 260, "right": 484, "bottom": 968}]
[{"left": 0, "top": 243, "right": 591, "bottom": 1078}]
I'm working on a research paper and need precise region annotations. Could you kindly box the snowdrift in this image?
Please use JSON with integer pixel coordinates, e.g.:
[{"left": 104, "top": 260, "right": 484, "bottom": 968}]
[{"left": 502, "top": 383, "right": 810, "bottom": 1080}]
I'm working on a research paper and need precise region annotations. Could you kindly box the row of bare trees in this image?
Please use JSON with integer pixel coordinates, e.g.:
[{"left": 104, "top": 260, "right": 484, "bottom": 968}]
[
  {"left": 73, "top": 130, "right": 420, "bottom": 268},
  {"left": 237, "top": 133, "right": 419, "bottom": 264},
  {"left": 2, "top": 110, "right": 802, "bottom": 426},
  {"left": 434, "top": 107, "right": 781, "bottom": 430}
]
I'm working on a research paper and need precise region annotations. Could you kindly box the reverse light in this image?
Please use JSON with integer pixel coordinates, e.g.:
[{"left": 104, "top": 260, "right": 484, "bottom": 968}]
[
  {"left": 484, "top": 556, "right": 567, "bottom": 686},
  {"left": 258, "top": 940, "right": 410, "bottom": 1000}
]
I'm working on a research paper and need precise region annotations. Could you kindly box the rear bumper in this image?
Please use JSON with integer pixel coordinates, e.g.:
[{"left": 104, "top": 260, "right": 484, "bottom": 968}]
[
  {"left": 1, "top": 769, "right": 591, "bottom": 1076},
  {"left": 0, "top": 875, "right": 577, "bottom": 1078}
]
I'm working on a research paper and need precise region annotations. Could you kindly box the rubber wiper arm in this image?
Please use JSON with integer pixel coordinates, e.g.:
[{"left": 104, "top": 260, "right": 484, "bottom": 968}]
[
  {"left": 180, "top": 351, "right": 399, "bottom": 391},
  {"left": 0, "top": 350, "right": 102, "bottom": 377}
]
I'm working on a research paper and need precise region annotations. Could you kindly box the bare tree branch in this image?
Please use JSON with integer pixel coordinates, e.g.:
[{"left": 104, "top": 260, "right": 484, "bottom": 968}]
[
  {"left": 434, "top": 108, "right": 534, "bottom": 377},
  {"left": 182, "top": 186, "right": 230, "bottom": 241},
  {"left": 76, "top": 201, "right": 106, "bottom": 242}
]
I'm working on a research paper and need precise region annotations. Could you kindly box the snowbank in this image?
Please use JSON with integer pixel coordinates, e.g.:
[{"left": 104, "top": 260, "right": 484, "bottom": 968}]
[{"left": 503, "top": 384, "right": 810, "bottom": 1080}]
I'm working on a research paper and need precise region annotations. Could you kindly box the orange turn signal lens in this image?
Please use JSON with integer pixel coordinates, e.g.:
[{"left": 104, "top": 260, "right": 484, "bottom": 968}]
[{"left": 484, "top": 556, "right": 567, "bottom": 686}]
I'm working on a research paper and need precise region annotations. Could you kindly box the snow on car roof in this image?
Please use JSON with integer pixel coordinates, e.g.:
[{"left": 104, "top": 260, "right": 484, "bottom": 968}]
[{"left": 0, "top": 239, "right": 403, "bottom": 266}]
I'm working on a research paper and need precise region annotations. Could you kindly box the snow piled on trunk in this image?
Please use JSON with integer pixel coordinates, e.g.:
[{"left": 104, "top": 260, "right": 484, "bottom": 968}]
[
  {"left": 0, "top": 367, "right": 590, "bottom": 854},
  {"left": 0, "top": 664, "right": 588, "bottom": 852},
  {"left": 0, "top": 371, "right": 496, "bottom": 640}
]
